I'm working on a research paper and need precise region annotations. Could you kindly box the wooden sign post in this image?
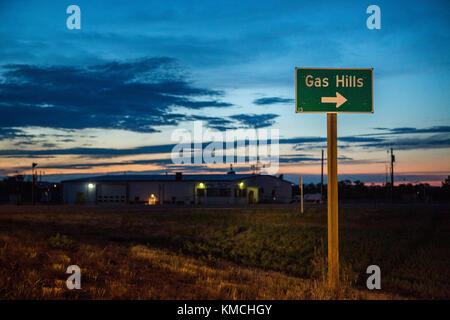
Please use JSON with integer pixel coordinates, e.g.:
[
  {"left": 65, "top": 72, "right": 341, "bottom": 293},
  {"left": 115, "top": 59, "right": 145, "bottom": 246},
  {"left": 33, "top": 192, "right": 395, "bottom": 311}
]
[
  {"left": 295, "top": 67, "right": 373, "bottom": 289},
  {"left": 327, "top": 113, "right": 339, "bottom": 289}
]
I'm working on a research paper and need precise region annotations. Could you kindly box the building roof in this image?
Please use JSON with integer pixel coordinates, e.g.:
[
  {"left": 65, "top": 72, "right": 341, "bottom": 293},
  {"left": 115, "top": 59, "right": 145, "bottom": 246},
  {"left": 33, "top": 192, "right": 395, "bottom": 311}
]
[{"left": 62, "top": 173, "right": 258, "bottom": 183}]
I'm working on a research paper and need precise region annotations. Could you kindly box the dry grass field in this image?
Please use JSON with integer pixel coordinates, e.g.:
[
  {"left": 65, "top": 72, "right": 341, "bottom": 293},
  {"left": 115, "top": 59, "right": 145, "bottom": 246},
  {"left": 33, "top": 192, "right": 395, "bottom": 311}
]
[{"left": 0, "top": 203, "right": 448, "bottom": 299}]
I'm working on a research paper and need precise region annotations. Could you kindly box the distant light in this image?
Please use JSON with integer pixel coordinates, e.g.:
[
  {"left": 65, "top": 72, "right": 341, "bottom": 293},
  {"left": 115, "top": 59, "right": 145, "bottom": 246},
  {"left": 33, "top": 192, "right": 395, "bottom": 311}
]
[
  {"left": 238, "top": 182, "right": 244, "bottom": 189},
  {"left": 54, "top": 184, "right": 57, "bottom": 188},
  {"left": 198, "top": 182, "right": 205, "bottom": 189},
  {"left": 88, "top": 183, "right": 95, "bottom": 189},
  {"left": 148, "top": 194, "right": 157, "bottom": 205}
]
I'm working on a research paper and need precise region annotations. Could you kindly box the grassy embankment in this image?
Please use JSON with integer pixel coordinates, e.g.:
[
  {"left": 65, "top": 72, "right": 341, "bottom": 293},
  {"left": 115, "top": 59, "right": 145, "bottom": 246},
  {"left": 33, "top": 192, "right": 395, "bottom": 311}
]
[{"left": 0, "top": 204, "right": 448, "bottom": 299}]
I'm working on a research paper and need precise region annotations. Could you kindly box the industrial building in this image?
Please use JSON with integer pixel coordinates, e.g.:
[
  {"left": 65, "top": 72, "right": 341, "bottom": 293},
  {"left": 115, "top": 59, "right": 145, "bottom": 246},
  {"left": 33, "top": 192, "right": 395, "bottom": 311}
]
[{"left": 61, "top": 172, "right": 293, "bottom": 205}]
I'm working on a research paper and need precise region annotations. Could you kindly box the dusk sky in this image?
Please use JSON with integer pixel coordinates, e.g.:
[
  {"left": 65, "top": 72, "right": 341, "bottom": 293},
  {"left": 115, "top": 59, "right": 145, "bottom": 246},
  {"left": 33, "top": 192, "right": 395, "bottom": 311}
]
[{"left": 0, "top": 0, "right": 449, "bottom": 185}]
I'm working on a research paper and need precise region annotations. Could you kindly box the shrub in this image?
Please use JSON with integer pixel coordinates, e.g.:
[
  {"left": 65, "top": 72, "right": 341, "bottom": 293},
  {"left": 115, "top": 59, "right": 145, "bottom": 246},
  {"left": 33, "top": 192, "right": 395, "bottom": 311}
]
[{"left": 48, "top": 233, "right": 74, "bottom": 250}]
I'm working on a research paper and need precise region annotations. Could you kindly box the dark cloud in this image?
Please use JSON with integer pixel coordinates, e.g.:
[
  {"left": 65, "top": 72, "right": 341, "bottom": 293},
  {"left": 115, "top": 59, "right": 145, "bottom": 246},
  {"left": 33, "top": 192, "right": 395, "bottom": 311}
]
[
  {"left": 2, "top": 129, "right": 447, "bottom": 160},
  {"left": 229, "top": 114, "right": 279, "bottom": 128},
  {"left": 0, "top": 57, "right": 232, "bottom": 133},
  {"left": 360, "top": 133, "right": 450, "bottom": 150},
  {"left": 0, "top": 143, "right": 177, "bottom": 157},
  {"left": 282, "top": 137, "right": 326, "bottom": 151},
  {"left": 0, "top": 127, "right": 27, "bottom": 140},
  {"left": 278, "top": 155, "right": 322, "bottom": 163},
  {"left": 2, "top": 126, "right": 449, "bottom": 176},
  {"left": 187, "top": 114, "right": 280, "bottom": 131},
  {"left": 282, "top": 137, "right": 327, "bottom": 144},
  {"left": 186, "top": 115, "right": 238, "bottom": 131},
  {"left": 371, "top": 126, "right": 450, "bottom": 135},
  {"left": 292, "top": 144, "right": 355, "bottom": 151},
  {"left": 253, "top": 97, "right": 294, "bottom": 105},
  {"left": 11, "top": 153, "right": 354, "bottom": 172},
  {"left": 41, "top": 143, "right": 57, "bottom": 148},
  {"left": 279, "top": 155, "right": 354, "bottom": 163},
  {"left": 33, "top": 158, "right": 173, "bottom": 170},
  {"left": 287, "top": 127, "right": 450, "bottom": 151},
  {"left": 6, "top": 152, "right": 367, "bottom": 175},
  {"left": 338, "top": 136, "right": 384, "bottom": 143},
  {"left": 285, "top": 136, "right": 382, "bottom": 145}
]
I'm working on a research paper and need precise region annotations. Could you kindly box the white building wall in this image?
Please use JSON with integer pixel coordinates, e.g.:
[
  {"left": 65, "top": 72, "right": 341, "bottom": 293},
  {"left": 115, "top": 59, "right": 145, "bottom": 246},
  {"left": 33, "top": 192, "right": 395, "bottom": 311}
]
[
  {"left": 162, "top": 181, "right": 195, "bottom": 204},
  {"left": 244, "top": 176, "right": 292, "bottom": 203},
  {"left": 128, "top": 181, "right": 195, "bottom": 204},
  {"left": 63, "top": 182, "right": 96, "bottom": 204},
  {"left": 128, "top": 181, "right": 163, "bottom": 203},
  {"left": 63, "top": 175, "right": 293, "bottom": 205}
]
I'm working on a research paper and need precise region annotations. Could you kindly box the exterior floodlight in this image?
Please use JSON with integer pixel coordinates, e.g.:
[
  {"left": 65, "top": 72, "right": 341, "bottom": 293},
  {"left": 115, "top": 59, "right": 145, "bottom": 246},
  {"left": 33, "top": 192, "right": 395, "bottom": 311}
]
[
  {"left": 198, "top": 182, "right": 205, "bottom": 189},
  {"left": 88, "top": 183, "right": 95, "bottom": 189},
  {"left": 238, "top": 182, "right": 244, "bottom": 189}
]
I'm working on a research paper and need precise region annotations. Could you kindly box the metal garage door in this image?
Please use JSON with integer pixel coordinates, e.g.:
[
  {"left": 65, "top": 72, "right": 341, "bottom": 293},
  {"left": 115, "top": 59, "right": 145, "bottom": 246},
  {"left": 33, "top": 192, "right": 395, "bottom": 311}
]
[{"left": 97, "top": 184, "right": 126, "bottom": 204}]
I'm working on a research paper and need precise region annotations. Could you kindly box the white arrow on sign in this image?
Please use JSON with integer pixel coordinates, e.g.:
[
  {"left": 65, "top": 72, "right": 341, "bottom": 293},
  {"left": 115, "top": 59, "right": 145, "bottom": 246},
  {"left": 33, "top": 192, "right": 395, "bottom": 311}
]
[{"left": 321, "top": 92, "right": 347, "bottom": 108}]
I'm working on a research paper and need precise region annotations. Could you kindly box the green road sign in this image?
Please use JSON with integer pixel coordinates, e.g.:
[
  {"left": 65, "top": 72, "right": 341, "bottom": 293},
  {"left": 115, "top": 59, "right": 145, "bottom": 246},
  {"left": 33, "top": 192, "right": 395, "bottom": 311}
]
[{"left": 296, "top": 68, "right": 373, "bottom": 113}]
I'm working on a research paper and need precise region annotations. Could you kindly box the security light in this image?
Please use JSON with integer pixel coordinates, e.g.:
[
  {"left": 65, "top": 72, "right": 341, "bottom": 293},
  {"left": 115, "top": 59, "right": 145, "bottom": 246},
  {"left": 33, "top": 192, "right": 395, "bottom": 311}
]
[{"left": 88, "top": 183, "right": 94, "bottom": 189}]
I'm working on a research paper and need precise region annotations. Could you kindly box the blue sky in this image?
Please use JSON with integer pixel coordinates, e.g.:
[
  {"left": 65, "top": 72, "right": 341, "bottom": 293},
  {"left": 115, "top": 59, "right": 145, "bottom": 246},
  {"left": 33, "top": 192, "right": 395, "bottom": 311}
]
[{"left": 0, "top": 0, "right": 449, "bottom": 184}]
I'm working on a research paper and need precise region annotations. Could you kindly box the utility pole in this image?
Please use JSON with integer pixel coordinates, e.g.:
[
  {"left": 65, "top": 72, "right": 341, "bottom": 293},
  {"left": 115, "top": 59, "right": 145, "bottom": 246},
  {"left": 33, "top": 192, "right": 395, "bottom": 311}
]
[
  {"left": 31, "top": 163, "right": 38, "bottom": 205},
  {"left": 321, "top": 149, "right": 324, "bottom": 203},
  {"left": 300, "top": 176, "right": 304, "bottom": 214},
  {"left": 390, "top": 148, "right": 395, "bottom": 200},
  {"left": 385, "top": 163, "right": 388, "bottom": 187}
]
